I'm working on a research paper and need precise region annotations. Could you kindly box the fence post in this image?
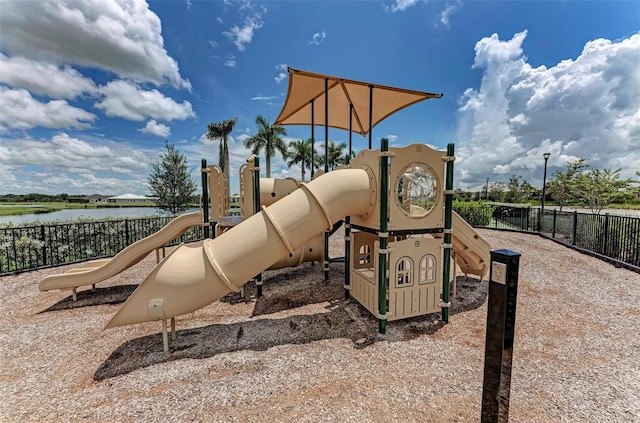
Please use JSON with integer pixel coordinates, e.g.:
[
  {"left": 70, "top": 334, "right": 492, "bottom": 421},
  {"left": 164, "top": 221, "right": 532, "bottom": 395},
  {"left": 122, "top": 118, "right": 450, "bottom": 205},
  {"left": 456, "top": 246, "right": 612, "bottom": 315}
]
[
  {"left": 552, "top": 209, "right": 557, "bottom": 238},
  {"left": 125, "top": 220, "right": 130, "bottom": 245},
  {"left": 40, "top": 224, "right": 47, "bottom": 267},
  {"left": 603, "top": 213, "right": 610, "bottom": 257},
  {"left": 572, "top": 211, "right": 578, "bottom": 245}
]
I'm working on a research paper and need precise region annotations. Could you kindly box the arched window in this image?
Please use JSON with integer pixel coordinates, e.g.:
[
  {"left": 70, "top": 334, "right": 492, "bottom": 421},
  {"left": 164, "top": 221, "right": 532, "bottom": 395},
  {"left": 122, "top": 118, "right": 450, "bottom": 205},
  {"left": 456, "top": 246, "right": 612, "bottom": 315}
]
[
  {"left": 396, "top": 257, "right": 413, "bottom": 287},
  {"left": 419, "top": 254, "right": 437, "bottom": 284},
  {"left": 359, "top": 245, "right": 371, "bottom": 265}
]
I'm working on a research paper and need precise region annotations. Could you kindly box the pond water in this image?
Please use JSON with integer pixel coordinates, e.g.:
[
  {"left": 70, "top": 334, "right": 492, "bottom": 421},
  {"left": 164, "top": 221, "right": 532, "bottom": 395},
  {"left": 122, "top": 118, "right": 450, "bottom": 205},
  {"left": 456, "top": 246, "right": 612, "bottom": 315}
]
[{"left": 0, "top": 207, "right": 172, "bottom": 226}]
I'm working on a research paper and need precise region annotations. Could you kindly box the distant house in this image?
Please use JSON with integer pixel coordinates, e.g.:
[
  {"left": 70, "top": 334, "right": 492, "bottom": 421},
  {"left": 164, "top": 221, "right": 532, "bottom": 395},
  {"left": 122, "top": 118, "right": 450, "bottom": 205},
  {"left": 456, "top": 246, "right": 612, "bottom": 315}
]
[
  {"left": 107, "top": 194, "right": 156, "bottom": 204},
  {"left": 87, "top": 194, "right": 111, "bottom": 203},
  {"left": 230, "top": 193, "right": 240, "bottom": 204}
]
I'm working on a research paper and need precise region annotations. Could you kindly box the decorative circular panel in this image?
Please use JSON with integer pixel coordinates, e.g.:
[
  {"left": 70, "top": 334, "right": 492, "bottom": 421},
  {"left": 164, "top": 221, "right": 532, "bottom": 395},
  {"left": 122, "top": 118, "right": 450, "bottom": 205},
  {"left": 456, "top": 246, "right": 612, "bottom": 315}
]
[{"left": 395, "top": 163, "right": 439, "bottom": 218}]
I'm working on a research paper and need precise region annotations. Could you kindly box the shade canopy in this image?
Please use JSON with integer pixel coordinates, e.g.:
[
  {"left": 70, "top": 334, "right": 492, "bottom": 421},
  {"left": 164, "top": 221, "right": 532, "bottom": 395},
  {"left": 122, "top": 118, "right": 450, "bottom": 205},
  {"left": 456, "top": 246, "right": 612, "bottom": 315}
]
[{"left": 273, "top": 67, "right": 443, "bottom": 136}]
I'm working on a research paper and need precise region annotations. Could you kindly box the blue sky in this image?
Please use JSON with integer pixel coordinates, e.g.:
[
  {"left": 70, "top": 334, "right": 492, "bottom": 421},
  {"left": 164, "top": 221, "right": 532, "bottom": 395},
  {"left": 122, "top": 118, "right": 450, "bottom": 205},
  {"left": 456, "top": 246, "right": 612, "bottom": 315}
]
[{"left": 0, "top": 0, "right": 638, "bottom": 195}]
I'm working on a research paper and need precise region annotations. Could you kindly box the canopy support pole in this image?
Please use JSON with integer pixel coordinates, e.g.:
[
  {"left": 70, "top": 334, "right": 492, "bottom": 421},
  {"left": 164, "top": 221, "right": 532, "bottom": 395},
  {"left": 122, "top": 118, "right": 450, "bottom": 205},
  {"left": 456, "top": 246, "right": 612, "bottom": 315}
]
[
  {"left": 310, "top": 99, "right": 315, "bottom": 178},
  {"left": 324, "top": 77, "right": 330, "bottom": 283},
  {"left": 368, "top": 85, "right": 373, "bottom": 149}
]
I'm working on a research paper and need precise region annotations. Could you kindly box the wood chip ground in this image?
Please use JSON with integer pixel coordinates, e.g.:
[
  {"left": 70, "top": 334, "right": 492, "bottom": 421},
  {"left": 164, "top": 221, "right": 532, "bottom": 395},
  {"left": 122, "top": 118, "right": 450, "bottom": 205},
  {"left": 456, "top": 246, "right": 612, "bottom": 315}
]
[{"left": 1, "top": 229, "right": 638, "bottom": 422}]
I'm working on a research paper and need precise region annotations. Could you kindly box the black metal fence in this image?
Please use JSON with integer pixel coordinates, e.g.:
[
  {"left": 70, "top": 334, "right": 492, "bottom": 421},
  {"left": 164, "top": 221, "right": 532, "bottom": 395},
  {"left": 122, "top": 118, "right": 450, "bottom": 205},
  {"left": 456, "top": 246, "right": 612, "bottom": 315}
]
[
  {"left": 0, "top": 217, "right": 204, "bottom": 274},
  {"left": 1, "top": 205, "right": 638, "bottom": 275},
  {"left": 453, "top": 203, "right": 639, "bottom": 270}
]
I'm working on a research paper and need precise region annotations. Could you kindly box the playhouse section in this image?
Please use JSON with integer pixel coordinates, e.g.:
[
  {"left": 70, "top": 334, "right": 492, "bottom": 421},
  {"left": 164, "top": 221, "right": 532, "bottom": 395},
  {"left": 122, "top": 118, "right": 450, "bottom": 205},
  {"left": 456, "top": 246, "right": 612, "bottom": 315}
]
[{"left": 106, "top": 143, "right": 491, "bottom": 338}]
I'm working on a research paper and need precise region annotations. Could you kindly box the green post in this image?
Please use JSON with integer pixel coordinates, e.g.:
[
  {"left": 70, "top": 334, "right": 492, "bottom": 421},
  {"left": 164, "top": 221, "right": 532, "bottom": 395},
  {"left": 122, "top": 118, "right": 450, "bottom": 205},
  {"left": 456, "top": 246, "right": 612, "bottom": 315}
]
[
  {"left": 201, "top": 159, "right": 210, "bottom": 239},
  {"left": 442, "top": 143, "right": 455, "bottom": 323},
  {"left": 378, "top": 138, "right": 389, "bottom": 334},
  {"left": 253, "top": 157, "right": 263, "bottom": 297}
]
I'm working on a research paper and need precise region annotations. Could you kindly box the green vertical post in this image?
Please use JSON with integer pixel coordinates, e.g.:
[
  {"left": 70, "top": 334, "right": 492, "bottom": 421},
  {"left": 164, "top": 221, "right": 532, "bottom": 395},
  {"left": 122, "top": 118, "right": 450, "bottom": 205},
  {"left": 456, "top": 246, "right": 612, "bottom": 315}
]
[
  {"left": 442, "top": 143, "right": 455, "bottom": 323},
  {"left": 253, "top": 157, "right": 263, "bottom": 297},
  {"left": 378, "top": 138, "right": 389, "bottom": 334},
  {"left": 201, "top": 159, "right": 210, "bottom": 239}
]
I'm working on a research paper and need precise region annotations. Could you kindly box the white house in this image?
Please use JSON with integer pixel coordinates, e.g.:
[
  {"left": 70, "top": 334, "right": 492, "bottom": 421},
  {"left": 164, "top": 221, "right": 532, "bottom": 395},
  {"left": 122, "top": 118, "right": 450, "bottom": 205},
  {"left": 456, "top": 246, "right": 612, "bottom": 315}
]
[{"left": 107, "top": 194, "right": 156, "bottom": 204}]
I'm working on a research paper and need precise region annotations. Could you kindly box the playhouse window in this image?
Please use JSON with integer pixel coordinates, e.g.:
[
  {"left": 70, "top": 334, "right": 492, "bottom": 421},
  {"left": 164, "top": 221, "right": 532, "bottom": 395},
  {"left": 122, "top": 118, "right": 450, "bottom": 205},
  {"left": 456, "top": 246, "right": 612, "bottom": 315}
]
[
  {"left": 359, "top": 245, "right": 371, "bottom": 265},
  {"left": 419, "top": 254, "right": 436, "bottom": 284},
  {"left": 396, "top": 257, "right": 413, "bottom": 287}
]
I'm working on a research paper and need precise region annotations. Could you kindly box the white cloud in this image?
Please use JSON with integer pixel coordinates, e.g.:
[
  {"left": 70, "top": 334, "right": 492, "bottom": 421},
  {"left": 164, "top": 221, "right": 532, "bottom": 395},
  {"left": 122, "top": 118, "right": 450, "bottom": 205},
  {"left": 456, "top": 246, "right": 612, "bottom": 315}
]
[
  {"left": 0, "top": 0, "right": 191, "bottom": 90},
  {"left": 439, "top": 1, "right": 461, "bottom": 27},
  {"left": 310, "top": 31, "right": 326, "bottom": 45},
  {"left": 209, "top": 40, "right": 218, "bottom": 48},
  {"left": 223, "top": 16, "right": 263, "bottom": 51},
  {"left": 0, "top": 87, "right": 96, "bottom": 130},
  {"left": 274, "top": 64, "right": 288, "bottom": 84},
  {"left": 455, "top": 31, "right": 640, "bottom": 188},
  {"left": 252, "top": 95, "right": 277, "bottom": 101},
  {"left": 387, "top": 0, "right": 419, "bottom": 13},
  {"left": 0, "top": 53, "right": 97, "bottom": 99},
  {"left": 224, "top": 57, "right": 237, "bottom": 68},
  {"left": 0, "top": 133, "right": 154, "bottom": 194},
  {"left": 95, "top": 80, "right": 195, "bottom": 122},
  {"left": 139, "top": 120, "right": 171, "bottom": 138}
]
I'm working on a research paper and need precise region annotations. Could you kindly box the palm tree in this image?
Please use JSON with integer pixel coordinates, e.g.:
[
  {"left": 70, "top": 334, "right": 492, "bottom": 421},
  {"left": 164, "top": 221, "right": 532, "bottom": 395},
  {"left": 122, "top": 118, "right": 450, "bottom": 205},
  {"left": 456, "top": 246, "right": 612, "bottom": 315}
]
[
  {"left": 244, "top": 115, "right": 288, "bottom": 177},
  {"left": 319, "top": 140, "right": 347, "bottom": 171},
  {"left": 205, "top": 117, "right": 237, "bottom": 195},
  {"left": 286, "top": 138, "right": 314, "bottom": 181}
]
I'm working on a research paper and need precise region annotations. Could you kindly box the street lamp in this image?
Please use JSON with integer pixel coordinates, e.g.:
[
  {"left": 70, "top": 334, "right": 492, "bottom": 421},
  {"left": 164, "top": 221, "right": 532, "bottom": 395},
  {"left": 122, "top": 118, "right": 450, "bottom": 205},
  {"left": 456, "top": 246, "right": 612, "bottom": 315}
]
[
  {"left": 485, "top": 178, "right": 489, "bottom": 200},
  {"left": 542, "top": 152, "right": 551, "bottom": 212}
]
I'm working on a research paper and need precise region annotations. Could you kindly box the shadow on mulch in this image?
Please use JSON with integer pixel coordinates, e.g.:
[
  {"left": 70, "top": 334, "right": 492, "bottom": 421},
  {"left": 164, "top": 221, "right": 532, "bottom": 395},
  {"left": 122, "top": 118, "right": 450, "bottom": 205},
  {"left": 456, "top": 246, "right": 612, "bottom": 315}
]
[
  {"left": 40, "top": 285, "right": 137, "bottom": 313},
  {"left": 94, "top": 275, "right": 487, "bottom": 381}
]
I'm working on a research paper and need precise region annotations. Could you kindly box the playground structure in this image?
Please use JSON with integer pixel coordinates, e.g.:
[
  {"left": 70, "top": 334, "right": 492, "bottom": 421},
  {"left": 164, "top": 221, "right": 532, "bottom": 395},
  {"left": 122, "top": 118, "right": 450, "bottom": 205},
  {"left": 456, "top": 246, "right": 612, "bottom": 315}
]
[
  {"left": 39, "top": 67, "right": 491, "bottom": 349},
  {"left": 39, "top": 142, "right": 490, "bottom": 345},
  {"left": 101, "top": 142, "right": 487, "bottom": 339}
]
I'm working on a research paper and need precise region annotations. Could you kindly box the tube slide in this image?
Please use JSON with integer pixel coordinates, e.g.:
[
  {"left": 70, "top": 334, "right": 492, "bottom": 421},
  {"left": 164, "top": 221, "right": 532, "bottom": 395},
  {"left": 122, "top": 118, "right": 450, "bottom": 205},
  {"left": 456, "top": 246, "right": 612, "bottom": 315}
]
[
  {"left": 39, "top": 212, "right": 203, "bottom": 292},
  {"left": 106, "top": 169, "right": 374, "bottom": 328},
  {"left": 436, "top": 211, "right": 491, "bottom": 278}
]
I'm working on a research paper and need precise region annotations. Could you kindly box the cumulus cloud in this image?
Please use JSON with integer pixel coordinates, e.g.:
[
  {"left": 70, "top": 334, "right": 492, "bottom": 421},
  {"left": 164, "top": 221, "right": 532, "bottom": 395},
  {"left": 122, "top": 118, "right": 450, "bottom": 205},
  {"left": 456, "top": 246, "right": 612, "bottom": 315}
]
[
  {"left": 0, "top": 53, "right": 97, "bottom": 99},
  {"left": 310, "top": 31, "right": 326, "bottom": 45},
  {"left": 0, "top": 87, "right": 97, "bottom": 130},
  {"left": 455, "top": 31, "right": 640, "bottom": 187},
  {"left": 0, "top": 0, "right": 191, "bottom": 90},
  {"left": 0, "top": 133, "right": 154, "bottom": 194},
  {"left": 139, "top": 120, "right": 171, "bottom": 138},
  {"left": 95, "top": 80, "right": 195, "bottom": 122},
  {"left": 224, "top": 57, "right": 237, "bottom": 68}
]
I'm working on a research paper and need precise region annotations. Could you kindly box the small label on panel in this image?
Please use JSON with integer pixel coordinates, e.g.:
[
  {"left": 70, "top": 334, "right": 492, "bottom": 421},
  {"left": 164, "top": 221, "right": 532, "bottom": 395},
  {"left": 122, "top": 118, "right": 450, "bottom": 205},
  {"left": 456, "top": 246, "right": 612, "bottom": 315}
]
[{"left": 491, "top": 262, "right": 507, "bottom": 284}]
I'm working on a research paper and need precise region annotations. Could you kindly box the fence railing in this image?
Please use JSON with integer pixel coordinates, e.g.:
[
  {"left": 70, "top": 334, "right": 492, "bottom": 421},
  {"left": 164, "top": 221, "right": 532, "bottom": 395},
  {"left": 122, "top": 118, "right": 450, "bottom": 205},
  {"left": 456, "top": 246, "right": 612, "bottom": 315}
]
[
  {"left": 454, "top": 203, "right": 639, "bottom": 270},
  {"left": 0, "top": 217, "right": 204, "bottom": 274},
  {"left": 1, "top": 205, "right": 638, "bottom": 275}
]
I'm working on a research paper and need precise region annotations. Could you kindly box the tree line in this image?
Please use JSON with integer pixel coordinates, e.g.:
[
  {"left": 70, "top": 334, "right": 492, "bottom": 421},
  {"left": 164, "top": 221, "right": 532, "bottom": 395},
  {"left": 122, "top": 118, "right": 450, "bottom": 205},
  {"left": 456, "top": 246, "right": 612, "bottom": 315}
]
[
  {"left": 149, "top": 114, "right": 353, "bottom": 214},
  {"left": 456, "top": 159, "right": 639, "bottom": 214}
]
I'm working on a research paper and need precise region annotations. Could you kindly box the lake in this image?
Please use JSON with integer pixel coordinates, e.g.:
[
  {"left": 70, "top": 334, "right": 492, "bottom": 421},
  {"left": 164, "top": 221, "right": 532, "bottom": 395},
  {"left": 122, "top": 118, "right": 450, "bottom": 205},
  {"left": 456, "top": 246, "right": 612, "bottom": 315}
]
[{"left": 0, "top": 207, "right": 174, "bottom": 226}]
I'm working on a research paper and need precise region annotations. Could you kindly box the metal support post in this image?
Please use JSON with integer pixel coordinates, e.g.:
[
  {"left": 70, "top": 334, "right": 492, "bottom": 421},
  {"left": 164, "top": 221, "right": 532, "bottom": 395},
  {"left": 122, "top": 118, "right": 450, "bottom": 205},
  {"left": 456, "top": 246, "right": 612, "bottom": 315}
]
[
  {"left": 378, "top": 138, "right": 389, "bottom": 334},
  {"left": 201, "top": 159, "right": 210, "bottom": 239},
  {"left": 253, "top": 157, "right": 263, "bottom": 297},
  {"left": 442, "top": 143, "right": 455, "bottom": 323}
]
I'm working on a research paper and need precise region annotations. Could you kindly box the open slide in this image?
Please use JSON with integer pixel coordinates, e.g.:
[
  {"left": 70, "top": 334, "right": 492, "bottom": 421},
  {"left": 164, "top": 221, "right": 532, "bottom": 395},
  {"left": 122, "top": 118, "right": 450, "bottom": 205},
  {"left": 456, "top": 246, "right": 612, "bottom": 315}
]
[
  {"left": 106, "top": 169, "right": 374, "bottom": 328},
  {"left": 445, "top": 211, "right": 491, "bottom": 278},
  {"left": 39, "top": 211, "right": 204, "bottom": 292}
]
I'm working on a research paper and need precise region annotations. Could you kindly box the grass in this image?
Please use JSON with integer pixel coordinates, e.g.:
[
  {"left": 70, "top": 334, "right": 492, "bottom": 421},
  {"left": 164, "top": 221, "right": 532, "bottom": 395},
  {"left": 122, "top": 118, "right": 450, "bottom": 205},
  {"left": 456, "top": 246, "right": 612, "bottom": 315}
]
[{"left": 0, "top": 202, "right": 158, "bottom": 216}]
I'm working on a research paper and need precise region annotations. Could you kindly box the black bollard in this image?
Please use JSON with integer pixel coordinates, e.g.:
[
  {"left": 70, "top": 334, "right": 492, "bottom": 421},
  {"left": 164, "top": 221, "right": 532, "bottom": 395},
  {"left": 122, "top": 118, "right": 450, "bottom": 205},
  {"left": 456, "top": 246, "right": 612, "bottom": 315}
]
[{"left": 481, "top": 249, "right": 521, "bottom": 423}]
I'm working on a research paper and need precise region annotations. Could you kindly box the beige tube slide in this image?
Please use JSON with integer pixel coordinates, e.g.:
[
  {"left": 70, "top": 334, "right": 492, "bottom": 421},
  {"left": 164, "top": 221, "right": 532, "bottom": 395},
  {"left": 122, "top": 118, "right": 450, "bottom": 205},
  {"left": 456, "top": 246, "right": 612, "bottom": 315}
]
[
  {"left": 106, "top": 169, "right": 374, "bottom": 328},
  {"left": 439, "top": 211, "right": 491, "bottom": 277},
  {"left": 39, "top": 212, "right": 204, "bottom": 292}
]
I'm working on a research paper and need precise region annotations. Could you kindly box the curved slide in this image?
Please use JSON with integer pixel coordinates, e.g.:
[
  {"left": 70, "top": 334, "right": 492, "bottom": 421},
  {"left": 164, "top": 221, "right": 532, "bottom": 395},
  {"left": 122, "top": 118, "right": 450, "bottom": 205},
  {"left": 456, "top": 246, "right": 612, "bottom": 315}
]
[
  {"left": 437, "top": 211, "right": 491, "bottom": 278},
  {"left": 107, "top": 169, "right": 374, "bottom": 328},
  {"left": 39, "top": 212, "right": 204, "bottom": 292}
]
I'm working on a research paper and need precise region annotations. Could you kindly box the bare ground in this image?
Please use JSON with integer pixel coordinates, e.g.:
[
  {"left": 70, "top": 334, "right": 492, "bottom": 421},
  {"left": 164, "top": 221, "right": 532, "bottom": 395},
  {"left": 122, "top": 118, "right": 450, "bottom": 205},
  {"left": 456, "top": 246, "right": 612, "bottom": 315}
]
[{"left": 1, "top": 229, "right": 639, "bottom": 422}]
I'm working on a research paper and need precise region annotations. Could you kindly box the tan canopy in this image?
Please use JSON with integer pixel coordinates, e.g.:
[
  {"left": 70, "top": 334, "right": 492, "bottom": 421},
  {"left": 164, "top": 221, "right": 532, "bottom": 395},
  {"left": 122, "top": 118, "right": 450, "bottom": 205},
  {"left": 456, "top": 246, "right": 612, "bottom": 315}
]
[{"left": 274, "top": 67, "right": 443, "bottom": 136}]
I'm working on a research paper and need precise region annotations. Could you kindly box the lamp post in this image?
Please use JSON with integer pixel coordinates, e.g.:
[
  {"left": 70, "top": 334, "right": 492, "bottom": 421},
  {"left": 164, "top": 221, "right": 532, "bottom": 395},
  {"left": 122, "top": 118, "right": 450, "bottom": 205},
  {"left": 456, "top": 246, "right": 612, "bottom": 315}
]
[
  {"left": 542, "top": 153, "right": 550, "bottom": 212},
  {"left": 485, "top": 178, "right": 489, "bottom": 200}
]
